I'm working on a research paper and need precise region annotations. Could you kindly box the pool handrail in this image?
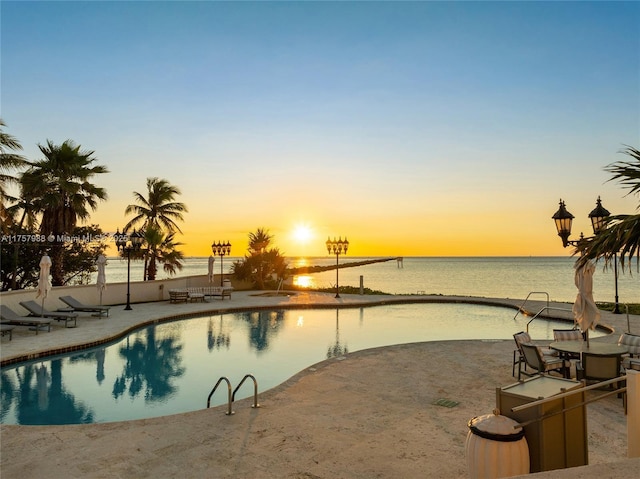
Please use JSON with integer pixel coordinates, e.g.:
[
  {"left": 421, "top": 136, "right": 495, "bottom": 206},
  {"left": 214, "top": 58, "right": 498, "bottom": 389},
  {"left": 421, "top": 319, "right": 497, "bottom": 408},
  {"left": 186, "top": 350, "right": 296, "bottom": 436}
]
[
  {"left": 207, "top": 377, "right": 234, "bottom": 415},
  {"left": 525, "top": 306, "right": 574, "bottom": 333},
  {"left": 514, "top": 291, "right": 550, "bottom": 320},
  {"left": 231, "top": 374, "right": 260, "bottom": 409}
]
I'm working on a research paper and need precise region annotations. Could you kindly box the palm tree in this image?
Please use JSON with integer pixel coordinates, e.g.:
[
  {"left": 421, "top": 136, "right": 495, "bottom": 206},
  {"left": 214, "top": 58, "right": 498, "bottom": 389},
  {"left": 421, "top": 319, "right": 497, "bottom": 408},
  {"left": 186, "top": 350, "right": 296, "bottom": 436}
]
[
  {"left": 232, "top": 228, "right": 288, "bottom": 289},
  {"left": 21, "top": 140, "right": 108, "bottom": 285},
  {"left": 124, "top": 177, "right": 187, "bottom": 234},
  {"left": 248, "top": 228, "right": 272, "bottom": 253},
  {"left": 577, "top": 146, "right": 640, "bottom": 271},
  {"left": 5, "top": 182, "right": 42, "bottom": 290},
  {"left": 0, "top": 119, "right": 29, "bottom": 232},
  {"left": 124, "top": 178, "right": 187, "bottom": 280},
  {"left": 142, "top": 225, "right": 185, "bottom": 281}
]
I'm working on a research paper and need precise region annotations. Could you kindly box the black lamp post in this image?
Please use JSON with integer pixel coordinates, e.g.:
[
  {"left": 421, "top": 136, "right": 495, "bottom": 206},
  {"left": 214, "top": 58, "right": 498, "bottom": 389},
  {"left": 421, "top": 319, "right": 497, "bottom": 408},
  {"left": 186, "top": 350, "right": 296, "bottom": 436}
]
[
  {"left": 116, "top": 228, "right": 144, "bottom": 310},
  {"left": 211, "top": 241, "right": 232, "bottom": 287},
  {"left": 552, "top": 197, "right": 620, "bottom": 313},
  {"left": 326, "top": 236, "right": 349, "bottom": 298}
]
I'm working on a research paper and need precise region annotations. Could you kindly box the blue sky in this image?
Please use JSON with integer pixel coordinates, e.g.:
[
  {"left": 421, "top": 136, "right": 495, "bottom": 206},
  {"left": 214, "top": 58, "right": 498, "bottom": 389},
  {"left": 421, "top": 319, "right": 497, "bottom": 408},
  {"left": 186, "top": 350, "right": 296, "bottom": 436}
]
[{"left": 2, "top": 1, "right": 639, "bottom": 256}]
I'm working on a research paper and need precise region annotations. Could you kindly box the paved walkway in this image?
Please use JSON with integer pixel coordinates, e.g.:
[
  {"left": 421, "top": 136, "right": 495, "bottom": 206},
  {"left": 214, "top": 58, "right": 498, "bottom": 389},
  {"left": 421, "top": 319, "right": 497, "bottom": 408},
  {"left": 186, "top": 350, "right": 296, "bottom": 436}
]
[{"left": 1, "top": 292, "right": 638, "bottom": 478}]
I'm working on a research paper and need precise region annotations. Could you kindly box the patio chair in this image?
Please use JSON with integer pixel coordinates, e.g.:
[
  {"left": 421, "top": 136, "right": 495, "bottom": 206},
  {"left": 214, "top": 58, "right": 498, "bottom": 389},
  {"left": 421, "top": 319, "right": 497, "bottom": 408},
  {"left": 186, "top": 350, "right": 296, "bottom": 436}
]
[
  {"left": 576, "top": 352, "right": 624, "bottom": 390},
  {"left": 19, "top": 300, "right": 78, "bottom": 328},
  {"left": 519, "top": 343, "right": 568, "bottom": 380},
  {"left": 59, "top": 295, "right": 110, "bottom": 317},
  {"left": 0, "top": 304, "right": 52, "bottom": 334},
  {"left": 512, "top": 331, "right": 557, "bottom": 377},
  {"left": 553, "top": 328, "right": 584, "bottom": 360},
  {"left": 553, "top": 328, "right": 584, "bottom": 341},
  {"left": 618, "top": 332, "right": 640, "bottom": 372}
]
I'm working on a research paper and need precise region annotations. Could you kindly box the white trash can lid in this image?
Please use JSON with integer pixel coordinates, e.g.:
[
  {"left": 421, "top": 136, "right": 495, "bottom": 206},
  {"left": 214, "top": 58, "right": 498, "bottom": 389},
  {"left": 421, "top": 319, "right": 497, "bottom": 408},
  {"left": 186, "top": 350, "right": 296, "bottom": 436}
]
[{"left": 468, "top": 410, "right": 525, "bottom": 442}]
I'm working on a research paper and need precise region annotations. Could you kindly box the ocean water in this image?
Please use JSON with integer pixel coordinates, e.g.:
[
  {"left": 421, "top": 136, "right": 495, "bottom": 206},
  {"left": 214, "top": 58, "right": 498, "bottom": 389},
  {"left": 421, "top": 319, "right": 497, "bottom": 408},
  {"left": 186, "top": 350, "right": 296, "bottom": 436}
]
[{"left": 94, "top": 256, "right": 638, "bottom": 304}]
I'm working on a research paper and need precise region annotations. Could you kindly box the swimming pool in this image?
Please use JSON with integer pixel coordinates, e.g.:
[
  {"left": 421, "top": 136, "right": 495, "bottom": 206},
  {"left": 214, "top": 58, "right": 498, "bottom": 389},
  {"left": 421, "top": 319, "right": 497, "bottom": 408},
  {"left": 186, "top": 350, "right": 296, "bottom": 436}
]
[{"left": 0, "top": 303, "right": 598, "bottom": 425}]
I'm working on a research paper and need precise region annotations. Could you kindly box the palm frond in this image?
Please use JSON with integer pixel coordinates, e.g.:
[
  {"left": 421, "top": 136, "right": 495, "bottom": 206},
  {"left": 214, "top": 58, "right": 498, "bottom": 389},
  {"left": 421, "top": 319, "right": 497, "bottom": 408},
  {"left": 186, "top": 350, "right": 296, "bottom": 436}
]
[{"left": 606, "top": 146, "right": 640, "bottom": 199}]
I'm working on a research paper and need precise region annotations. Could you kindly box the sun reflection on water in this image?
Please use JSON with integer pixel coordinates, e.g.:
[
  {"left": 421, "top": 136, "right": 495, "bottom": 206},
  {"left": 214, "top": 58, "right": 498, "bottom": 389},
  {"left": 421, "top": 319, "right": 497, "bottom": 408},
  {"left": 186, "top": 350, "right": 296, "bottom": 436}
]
[{"left": 293, "top": 275, "right": 315, "bottom": 288}]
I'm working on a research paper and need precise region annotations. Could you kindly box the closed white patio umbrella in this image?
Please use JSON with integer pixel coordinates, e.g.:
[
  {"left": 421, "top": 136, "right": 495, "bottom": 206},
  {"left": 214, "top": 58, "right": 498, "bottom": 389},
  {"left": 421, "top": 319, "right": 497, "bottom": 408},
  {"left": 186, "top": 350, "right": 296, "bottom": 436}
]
[
  {"left": 208, "top": 255, "right": 215, "bottom": 283},
  {"left": 572, "top": 260, "right": 600, "bottom": 346},
  {"left": 36, "top": 254, "right": 52, "bottom": 315},
  {"left": 96, "top": 254, "right": 107, "bottom": 305}
]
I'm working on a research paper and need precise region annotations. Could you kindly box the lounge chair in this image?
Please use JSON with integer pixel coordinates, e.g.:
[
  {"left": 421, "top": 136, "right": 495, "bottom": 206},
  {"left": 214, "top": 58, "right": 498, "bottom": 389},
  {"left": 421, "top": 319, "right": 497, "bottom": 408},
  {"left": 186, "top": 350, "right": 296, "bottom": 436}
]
[
  {"left": 59, "top": 295, "right": 110, "bottom": 317},
  {"left": 1, "top": 323, "right": 15, "bottom": 340},
  {"left": 19, "top": 300, "right": 78, "bottom": 328},
  {"left": 0, "top": 304, "right": 52, "bottom": 334}
]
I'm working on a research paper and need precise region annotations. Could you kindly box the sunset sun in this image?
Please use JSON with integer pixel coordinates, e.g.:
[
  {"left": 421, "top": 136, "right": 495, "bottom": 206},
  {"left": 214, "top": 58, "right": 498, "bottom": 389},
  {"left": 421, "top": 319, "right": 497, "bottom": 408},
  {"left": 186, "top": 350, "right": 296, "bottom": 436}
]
[{"left": 293, "top": 223, "right": 313, "bottom": 243}]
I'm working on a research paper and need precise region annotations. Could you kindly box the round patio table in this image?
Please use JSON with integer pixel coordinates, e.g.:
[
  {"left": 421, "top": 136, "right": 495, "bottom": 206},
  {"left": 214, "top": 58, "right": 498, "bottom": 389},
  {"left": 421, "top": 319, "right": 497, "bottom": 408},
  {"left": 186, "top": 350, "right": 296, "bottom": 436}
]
[
  {"left": 549, "top": 341, "right": 628, "bottom": 378},
  {"left": 549, "top": 341, "right": 628, "bottom": 357}
]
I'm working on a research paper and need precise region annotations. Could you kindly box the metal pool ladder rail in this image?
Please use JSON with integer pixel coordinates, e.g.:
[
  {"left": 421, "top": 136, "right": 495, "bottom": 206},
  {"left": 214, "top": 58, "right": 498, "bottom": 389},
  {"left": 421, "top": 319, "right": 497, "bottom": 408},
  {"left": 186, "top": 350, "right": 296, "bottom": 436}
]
[
  {"left": 206, "top": 374, "right": 260, "bottom": 416},
  {"left": 514, "top": 291, "right": 573, "bottom": 332},
  {"left": 513, "top": 291, "right": 550, "bottom": 320},
  {"left": 524, "top": 306, "right": 573, "bottom": 332}
]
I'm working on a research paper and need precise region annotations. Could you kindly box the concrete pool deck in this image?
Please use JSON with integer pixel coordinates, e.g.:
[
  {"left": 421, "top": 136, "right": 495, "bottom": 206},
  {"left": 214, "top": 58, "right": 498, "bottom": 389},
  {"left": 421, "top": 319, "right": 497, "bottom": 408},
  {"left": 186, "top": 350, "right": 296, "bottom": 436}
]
[{"left": 1, "top": 292, "right": 638, "bottom": 478}]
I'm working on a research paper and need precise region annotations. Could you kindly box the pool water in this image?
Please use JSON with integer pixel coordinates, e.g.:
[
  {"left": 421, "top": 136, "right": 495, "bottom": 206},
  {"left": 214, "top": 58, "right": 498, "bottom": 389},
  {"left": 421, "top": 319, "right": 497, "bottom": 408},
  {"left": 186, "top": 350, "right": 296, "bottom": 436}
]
[{"left": 0, "top": 303, "right": 599, "bottom": 425}]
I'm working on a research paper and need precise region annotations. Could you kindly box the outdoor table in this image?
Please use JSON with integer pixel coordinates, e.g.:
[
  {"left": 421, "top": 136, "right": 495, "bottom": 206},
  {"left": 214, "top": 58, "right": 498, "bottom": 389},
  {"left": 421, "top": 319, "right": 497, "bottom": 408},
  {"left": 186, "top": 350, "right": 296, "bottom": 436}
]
[{"left": 548, "top": 341, "right": 628, "bottom": 378}]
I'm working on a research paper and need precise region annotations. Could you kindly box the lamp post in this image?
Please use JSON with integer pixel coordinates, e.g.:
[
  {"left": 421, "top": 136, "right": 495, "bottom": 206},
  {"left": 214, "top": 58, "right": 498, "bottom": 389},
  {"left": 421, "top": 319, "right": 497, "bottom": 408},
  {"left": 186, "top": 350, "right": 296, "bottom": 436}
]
[
  {"left": 552, "top": 197, "right": 620, "bottom": 314},
  {"left": 211, "top": 241, "right": 232, "bottom": 287},
  {"left": 116, "top": 228, "right": 144, "bottom": 311},
  {"left": 326, "top": 236, "right": 349, "bottom": 298}
]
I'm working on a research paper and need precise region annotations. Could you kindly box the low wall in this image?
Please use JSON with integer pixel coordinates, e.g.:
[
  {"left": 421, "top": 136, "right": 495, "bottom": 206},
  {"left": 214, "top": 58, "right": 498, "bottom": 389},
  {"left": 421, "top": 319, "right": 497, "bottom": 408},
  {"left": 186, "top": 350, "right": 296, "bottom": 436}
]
[{"left": 0, "top": 274, "right": 251, "bottom": 314}]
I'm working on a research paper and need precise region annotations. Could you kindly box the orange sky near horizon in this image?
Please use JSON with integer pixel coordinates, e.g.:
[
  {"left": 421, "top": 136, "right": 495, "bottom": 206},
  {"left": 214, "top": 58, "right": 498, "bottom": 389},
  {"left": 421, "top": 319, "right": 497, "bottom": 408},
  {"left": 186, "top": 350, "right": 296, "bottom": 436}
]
[{"left": 94, "top": 184, "right": 637, "bottom": 259}]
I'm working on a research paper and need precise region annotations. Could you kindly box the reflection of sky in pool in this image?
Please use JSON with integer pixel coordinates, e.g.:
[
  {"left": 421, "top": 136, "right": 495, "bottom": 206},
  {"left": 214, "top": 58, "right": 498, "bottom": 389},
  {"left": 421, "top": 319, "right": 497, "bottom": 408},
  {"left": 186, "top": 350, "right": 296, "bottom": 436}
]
[{"left": 0, "top": 303, "right": 601, "bottom": 425}]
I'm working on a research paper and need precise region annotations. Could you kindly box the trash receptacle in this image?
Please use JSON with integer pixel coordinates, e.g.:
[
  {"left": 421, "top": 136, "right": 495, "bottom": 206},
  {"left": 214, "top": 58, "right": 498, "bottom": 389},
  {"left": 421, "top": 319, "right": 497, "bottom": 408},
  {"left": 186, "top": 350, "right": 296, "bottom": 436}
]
[
  {"left": 497, "top": 375, "right": 587, "bottom": 472},
  {"left": 466, "top": 409, "right": 529, "bottom": 479}
]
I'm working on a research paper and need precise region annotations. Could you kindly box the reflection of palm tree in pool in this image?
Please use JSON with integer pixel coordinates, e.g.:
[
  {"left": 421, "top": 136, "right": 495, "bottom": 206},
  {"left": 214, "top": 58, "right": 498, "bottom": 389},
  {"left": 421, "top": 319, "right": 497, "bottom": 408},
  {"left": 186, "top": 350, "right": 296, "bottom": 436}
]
[
  {"left": 327, "top": 309, "right": 348, "bottom": 359},
  {"left": 10, "top": 360, "right": 94, "bottom": 425},
  {"left": 207, "top": 317, "right": 231, "bottom": 351},
  {"left": 239, "top": 310, "right": 285, "bottom": 352},
  {"left": 0, "top": 370, "right": 16, "bottom": 422},
  {"left": 68, "top": 348, "right": 106, "bottom": 384},
  {"left": 112, "top": 326, "right": 185, "bottom": 402},
  {"left": 95, "top": 348, "right": 105, "bottom": 384}
]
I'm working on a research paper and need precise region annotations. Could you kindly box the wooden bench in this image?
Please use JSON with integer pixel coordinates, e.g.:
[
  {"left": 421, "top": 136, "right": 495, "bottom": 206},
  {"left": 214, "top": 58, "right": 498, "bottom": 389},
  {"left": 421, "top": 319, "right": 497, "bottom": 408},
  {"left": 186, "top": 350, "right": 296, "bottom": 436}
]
[{"left": 169, "top": 290, "right": 189, "bottom": 303}]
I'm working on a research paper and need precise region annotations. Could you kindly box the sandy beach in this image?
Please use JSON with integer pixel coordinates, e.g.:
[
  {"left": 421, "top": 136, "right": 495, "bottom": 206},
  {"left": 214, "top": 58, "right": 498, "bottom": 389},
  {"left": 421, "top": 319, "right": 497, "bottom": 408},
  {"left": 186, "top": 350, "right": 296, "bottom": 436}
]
[{"left": 1, "top": 292, "right": 638, "bottom": 478}]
